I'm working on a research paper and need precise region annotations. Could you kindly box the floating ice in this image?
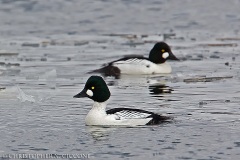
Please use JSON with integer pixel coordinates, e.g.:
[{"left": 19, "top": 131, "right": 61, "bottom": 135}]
[
  {"left": 16, "top": 86, "right": 36, "bottom": 103},
  {"left": 39, "top": 69, "right": 57, "bottom": 89},
  {"left": 0, "top": 50, "right": 19, "bottom": 56},
  {"left": 40, "top": 69, "right": 56, "bottom": 80},
  {"left": 141, "top": 35, "right": 164, "bottom": 42}
]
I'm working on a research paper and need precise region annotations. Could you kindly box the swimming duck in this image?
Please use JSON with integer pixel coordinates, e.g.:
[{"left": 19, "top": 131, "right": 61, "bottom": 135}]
[
  {"left": 89, "top": 42, "right": 179, "bottom": 77},
  {"left": 73, "top": 76, "right": 171, "bottom": 126}
]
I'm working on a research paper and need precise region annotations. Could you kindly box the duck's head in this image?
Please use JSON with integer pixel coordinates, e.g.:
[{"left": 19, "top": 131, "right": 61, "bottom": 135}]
[
  {"left": 74, "top": 76, "right": 111, "bottom": 102},
  {"left": 149, "top": 42, "right": 179, "bottom": 64}
]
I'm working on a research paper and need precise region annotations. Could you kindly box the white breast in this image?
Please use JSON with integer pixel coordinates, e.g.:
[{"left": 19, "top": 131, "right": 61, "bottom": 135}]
[{"left": 113, "top": 59, "right": 172, "bottom": 74}]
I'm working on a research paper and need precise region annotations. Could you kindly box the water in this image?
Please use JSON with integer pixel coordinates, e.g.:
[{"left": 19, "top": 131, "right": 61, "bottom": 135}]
[{"left": 0, "top": 0, "right": 240, "bottom": 159}]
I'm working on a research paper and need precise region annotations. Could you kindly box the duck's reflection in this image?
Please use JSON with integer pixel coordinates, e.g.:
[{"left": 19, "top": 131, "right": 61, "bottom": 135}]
[
  {"left": 102, "top": 75, "right": 175, "bottom": 98},
  {"left": 86, "top": 125, "right": 153, "bottom": 141},
  {"left": 86, "top": 126, "right": 117, "bottom": 141},
  {"left": 149, "top": 84, "right": 173, "bottom": 95}
]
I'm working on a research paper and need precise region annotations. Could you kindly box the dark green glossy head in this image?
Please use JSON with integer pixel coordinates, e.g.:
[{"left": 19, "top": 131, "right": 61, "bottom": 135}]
[
  {"left": 149, "top": 42, "right": 179, "bottom": 64},
  {"left": 73, "top": 76, "right": 111, "bottom": 102}
]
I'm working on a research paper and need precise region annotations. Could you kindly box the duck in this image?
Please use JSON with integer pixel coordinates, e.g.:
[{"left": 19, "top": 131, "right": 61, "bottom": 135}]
[
  {"left": 73, "top": 75, "right": 171, "bottom": 126},
  {"left": 89, "top": 42, "right": 179, "bottom": 77}
]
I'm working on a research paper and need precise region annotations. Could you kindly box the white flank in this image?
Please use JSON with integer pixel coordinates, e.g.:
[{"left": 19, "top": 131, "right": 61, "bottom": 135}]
[
  {"left": 85, "top": 102, "right": 153, "bottom": 126},
  {"left": 113, "top": 59, "right": 172, "bottom": 74}
]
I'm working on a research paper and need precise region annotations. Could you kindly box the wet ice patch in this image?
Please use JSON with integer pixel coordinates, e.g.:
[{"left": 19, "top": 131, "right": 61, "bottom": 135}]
[
  {"left": 25, "top": 69, "right": 57, "bottom": 87},
  {"left": 141, "top": 35, "right": 164, "bottom": 42},
  {"left": 0, "top": 50, "right": 19, "bottom": 56},
  {"left": 39, "top": 69, "right": 57, "bottom": 89},
  {"left": 183, "top": 76, "right": 233, "bottom": 83},
  {"left": 4, "top": 85, "right": 54, "bottom": 103},
  {"left": 16, "top": 86, "right": 36, "bottom": 103},
  {"left": 0, "top": 65, "right": 7, "bottom": 75}
]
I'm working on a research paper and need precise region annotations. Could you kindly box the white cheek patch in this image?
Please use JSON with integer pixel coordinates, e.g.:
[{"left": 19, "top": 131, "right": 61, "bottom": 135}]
[
  {"left": 162, "top": 52, "right": 169, "bottom": 59},
  {"left": 86, "top": 89, "right": 93, "bottom": 97}
]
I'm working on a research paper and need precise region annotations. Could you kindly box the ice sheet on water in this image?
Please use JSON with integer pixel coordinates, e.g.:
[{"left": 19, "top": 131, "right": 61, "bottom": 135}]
[
  {"left": 39, "top": 69, "right": 57, "bottom": 89},
  {"left": 0, "top": 66, "right": 6, "bottom": 75},
  {"left": 0, "top": 85, "right": 55, "bottom": 102},
  {"left": 25, "top": 69, "right": 57, "bottom": 89},
  {"left": 40, "top": 69, "right": 57, "bottom": 80},
  {"left": 141, "top": 34, "right": 164, "bottom": 42},
  {"left": 0, "top": 69, "right": 57, "bottom": 102},
  {"left": 0, "top": 66, "right": 7, "bottom": 70},
  {"left": 16, "top": 86, "right": 35, "bottom": 103},
  {"left": 0, "top": 86, "right": 35, "bottom": 102}
]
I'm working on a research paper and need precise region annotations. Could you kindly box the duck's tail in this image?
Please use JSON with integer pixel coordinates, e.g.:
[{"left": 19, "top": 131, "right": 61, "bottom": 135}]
[
  {"left": 146, "top": 114, "right": 173, "bottom": 125},
  {"left": 87, "top": 65, "right": 121, "bottom": 78}
]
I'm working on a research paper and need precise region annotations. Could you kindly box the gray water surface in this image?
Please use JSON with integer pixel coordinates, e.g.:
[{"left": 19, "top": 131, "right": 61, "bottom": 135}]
[{"left": 0, "top": 0, "right": 240, "bottom": 160}]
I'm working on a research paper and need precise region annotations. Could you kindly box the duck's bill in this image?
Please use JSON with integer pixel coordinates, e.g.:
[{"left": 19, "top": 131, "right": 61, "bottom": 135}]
[
  {"left": 73, "top": 89, "right": 88, "bottom": 98},
  {"left": 168, "top": 52, "right": 179, "bottom": 60}
]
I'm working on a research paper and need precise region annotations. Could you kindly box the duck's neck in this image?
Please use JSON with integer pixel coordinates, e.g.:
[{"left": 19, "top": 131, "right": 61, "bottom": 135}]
[
  {"left": 85, "top": 101, "right": 108, "bottom": 126},
  {"left": 91, "top": 101, "right": 107, "bottom": 113}
]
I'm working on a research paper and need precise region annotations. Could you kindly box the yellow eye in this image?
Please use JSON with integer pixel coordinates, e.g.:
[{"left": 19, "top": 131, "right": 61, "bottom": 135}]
[
  {"left": 161, "top": 49, "right": 165, "bottom": 53},
  {"left": 91, "top": 86, "right": 95, "bottom": 90}
]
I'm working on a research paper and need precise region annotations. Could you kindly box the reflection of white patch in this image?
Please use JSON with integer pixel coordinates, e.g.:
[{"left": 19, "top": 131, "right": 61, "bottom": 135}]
[
  {"left": 162, "top": 52, "right": 169, "bottom": 59},
  {"left": 86, "top": 89, "right": 93, "bottom": 97}
]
